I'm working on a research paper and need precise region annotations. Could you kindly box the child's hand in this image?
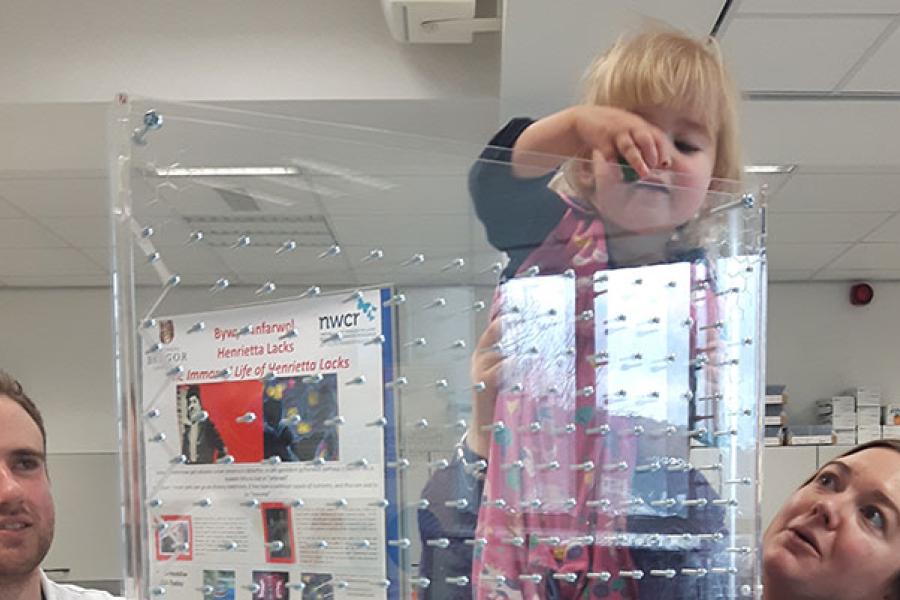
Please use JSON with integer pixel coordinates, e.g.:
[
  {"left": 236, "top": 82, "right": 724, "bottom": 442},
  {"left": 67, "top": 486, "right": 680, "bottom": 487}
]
[
  {"left": 465, "top": 316, "right": 505, "bottom": 458},
  {"left": 571, "top": 105, "right": 672, "bottom": 179},
  {"left": 511, "top": 105, "right": 672, "bottom": 180}
]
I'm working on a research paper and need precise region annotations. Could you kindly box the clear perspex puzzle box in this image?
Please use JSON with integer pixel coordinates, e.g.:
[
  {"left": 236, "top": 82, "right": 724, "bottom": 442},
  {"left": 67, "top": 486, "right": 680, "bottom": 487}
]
[{"left": 110, "top": 97, "right": 766, "bottom": 600}]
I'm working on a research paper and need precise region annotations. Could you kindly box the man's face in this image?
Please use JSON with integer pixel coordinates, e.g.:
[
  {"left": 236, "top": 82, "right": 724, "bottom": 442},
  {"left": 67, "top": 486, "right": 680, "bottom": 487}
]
[{"left": 0, "top": 395, "right": 54, "bottom": 581}]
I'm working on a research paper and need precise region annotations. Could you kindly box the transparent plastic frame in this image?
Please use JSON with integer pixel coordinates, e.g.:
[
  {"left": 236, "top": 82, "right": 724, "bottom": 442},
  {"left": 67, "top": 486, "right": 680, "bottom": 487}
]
[{"left": 109, "top": 95, "right": 766, "bottom": 600}]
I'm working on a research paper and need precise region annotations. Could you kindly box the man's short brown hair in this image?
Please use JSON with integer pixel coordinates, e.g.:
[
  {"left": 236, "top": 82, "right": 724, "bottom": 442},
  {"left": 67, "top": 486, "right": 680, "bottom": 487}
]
[{"left": 0, "top": 369, "right": 45, "bottom": 450}]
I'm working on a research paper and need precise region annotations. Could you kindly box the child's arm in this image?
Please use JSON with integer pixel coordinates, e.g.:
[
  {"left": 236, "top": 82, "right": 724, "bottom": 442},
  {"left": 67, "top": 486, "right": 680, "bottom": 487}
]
[{"left": 511, "top": 105, "right": 671, "bottom": 180}]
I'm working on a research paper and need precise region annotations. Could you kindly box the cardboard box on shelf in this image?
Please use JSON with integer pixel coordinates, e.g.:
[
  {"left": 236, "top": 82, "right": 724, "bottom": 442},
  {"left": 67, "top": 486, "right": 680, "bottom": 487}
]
[
  {"left": 819, "top": 413, "right": 856, "bottom": 429},
  {"left": 817, "top": 396, "right": 855, "bottom": 414},
  {"left": 858, "top": 406, "right": 882, "bottom": 428},
  {"left": 765, "top": 415, "right": 786, "bottom": 426},
  {"left": 833, "top": 428, "right": 857, "bottom": 446},
  {"left": 883, "top": 405, "right": 900, "bottom": 426},
  {"left": 857, "top": 426, "right": 882, "bottom": 444},
  {"left": 849, "top": 386, "right": 882, "bottom": 407},
  {"left": 787, "top": 425, "right": 834, "bottom": 446}
]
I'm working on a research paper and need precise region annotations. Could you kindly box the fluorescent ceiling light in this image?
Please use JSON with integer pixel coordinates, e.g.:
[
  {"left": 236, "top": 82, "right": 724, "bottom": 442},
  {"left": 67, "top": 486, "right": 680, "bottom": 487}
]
[
  {"left": 744, "top": 164, "right": 796, "bottom": 174},
  {"left": 154, "top": 166, "right": 300, "bottom": 177}
]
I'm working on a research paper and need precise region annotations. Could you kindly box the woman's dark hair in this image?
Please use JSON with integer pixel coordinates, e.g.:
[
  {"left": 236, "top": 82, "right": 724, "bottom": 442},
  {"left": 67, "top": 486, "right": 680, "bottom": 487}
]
[
  {"left": 0, "top": 369, "right": 45, "bottom": 450},
  {"left": 801, "top": 438, "right": 900, "bottom": 598},
  {"left": 801, "top": 438, "right": 900, "bottom": 487}
]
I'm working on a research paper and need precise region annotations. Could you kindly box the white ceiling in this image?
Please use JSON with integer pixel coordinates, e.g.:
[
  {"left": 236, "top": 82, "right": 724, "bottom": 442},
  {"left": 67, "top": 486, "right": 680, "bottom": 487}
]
[{"left": 1, "top": 0, "right": 900, "bottom": 288}]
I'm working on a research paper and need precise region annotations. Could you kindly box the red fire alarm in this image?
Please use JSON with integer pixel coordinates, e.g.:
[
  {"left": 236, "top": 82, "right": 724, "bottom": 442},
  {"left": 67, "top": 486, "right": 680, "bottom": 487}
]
[{"left": 850, "top": 282, "right": 874, "bottom": 306}]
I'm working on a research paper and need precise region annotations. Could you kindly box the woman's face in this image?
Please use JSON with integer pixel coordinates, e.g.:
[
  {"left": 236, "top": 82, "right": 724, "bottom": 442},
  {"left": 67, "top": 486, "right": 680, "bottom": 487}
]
[
  {"left": 763, "top": 448, "right": 900, "bottom": 600},
  {"left": 589, "top": 103, "right": 716, "bottom": 234}
]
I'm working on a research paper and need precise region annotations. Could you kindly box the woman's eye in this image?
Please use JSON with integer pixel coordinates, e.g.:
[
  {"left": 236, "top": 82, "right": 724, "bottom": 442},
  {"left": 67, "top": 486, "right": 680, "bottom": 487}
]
[
  {"left": 818, "top": 473, "right": 837, "bottom": 488},
  {"left": 862, "top": 506, "right": 886, "bottom": 531}
]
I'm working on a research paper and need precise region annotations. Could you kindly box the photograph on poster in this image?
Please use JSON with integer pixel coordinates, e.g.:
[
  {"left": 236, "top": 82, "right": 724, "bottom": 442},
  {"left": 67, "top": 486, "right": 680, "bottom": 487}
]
[
  {"left": 261, "top": 502, "right": 295, "bottom": 563},
  {"left": 252, "top": 571, "right": 289, "bottom": 600},
  {"left": 299, "top": 573, "right": 333, "bottom": 600},
  {"left": 178, "top": 384, "right": 229, "bottom": 464},
  {"left": 263, "top": 374, "right": 339, "bottom": 463},
  {"left": 155, "top": 515, "right": 193, "bottom": 561},
  {"left": 174, "top": 373, "right": 341, "bottom": 465},
  {"left": 201, "top": 570, "right": 235, "bottom": 600}
]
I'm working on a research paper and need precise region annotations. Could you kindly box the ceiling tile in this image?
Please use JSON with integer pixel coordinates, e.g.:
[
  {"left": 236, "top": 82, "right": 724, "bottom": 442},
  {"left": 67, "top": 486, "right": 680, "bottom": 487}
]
[
  {"left": 738, "top": 0, "right": 900, "bottom": 13},
  {"left": 329, "top": 214, "right": 477, "bottom": 248},
  {"left": 768, "top": 172, "right": 900, "bottom": 212},
  {"left": 0, "top": 274, "right": 111, "bottom": 287},
  {"left": 767, "top": 269, "right": 815, "bottom": 281},
  {"left": 40, "top": 217, "right": 110, "bottom": 247},
  {"left": 0, "top": 218, "right": 69, "bottom": 248},
  {"left": 81, "top": 245, "right": 232, "bottom": 279},
  {"left": 864, "top": 214, "right": 900, "bottom": 242},
  {"left": 0, "top": 177, "right": 108, "bottom": 216},
  {"left": 0, "top": 248, "right": 105, "bottom": 277},
  {"left": 721, "top": 16, "right": 889, "bottom": 91},
  {"left": 826, "top": 243, "right": 900, "bottom": 270},
  {"left": 767, "top": 211, "right": 890, "bottom": 243},
  {"left": 845, "top": 26, "right": 900, "bottom": 92},
  {"left": 766, "top": 242, "right": 850, "bottom": 270},
  {"left": 0, "top": 196, "right": 24, "bottom": 218},
  {"left": 814, "top": 269, "right": 900, "bottom": 281}
]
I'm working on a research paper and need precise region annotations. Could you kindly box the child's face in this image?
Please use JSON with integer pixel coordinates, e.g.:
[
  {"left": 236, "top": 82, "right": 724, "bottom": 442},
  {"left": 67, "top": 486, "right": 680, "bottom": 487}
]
[{"left": 591, "top": 104, "right": 716, "bottom": 234}]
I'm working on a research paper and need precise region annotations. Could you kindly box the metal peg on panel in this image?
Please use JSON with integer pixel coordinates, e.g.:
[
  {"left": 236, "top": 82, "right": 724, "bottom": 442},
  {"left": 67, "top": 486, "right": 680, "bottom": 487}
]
[
  {"left": 401, "top": 253, "right": 425, "bottom": 266},
  {"left": 317, "top": 244, "right": 341, "bottom": 259},
  {"left": 132, "top": 110, "right": 163, "bottom": 145},
  {"left": 362, "top": 249, "right": 384, "bottom": 262},
  {"left": 299, "top": 285, "right": 321, "bottom": 298},
  {"left": 255, "top": 281, "right": 276, "bottom": 295},
  {"left": 385, "top": 377, "right": 408, "bottom": 389},
  {"left": 441, "top": 258, "right": 465, "bottom": 271},
  {"left": 275, "top": 240, "right": 296, "bottom": 255},
  {"left": 236, "top": 412, "right": 256, "bottom": 424},
  {"left": 409, "top": 578, "right": 430, "bottom": 589},
  {"left": 425, "top": 297, "right": 447, "bottom": 309},
  {"left": 384, "top": 294, "right": 406, "bottom": 307}
]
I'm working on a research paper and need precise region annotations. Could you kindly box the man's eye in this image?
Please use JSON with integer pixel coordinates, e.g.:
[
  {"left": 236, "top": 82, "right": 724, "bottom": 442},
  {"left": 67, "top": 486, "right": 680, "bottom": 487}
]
[
  {"left": 862, "top": 506, "right": 886, "bottom": 531},
  {"left": 15, "top": 458, "right": 40, "bottom": 471}
]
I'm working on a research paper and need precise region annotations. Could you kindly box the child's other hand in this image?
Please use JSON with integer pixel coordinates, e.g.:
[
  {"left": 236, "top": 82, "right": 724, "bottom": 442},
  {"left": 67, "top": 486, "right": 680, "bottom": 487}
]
[
  {"left": 466, "top": 315, "right": 504, "bottom": 458},
  {"left": 571, "top": 105, "right": 672, "bottom": 179}
]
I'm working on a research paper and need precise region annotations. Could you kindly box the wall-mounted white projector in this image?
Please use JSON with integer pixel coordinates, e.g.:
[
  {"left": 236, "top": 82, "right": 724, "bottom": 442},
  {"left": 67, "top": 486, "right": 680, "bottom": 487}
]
[{"left": 381, "top": 0, "right": 501, "bottom": 43}]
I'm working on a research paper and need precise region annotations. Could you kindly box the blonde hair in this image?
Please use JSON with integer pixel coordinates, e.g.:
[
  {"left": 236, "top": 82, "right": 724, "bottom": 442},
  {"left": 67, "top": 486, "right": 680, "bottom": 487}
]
[{"left": 558, "top": 27, "right": 742, "bottom": 193}]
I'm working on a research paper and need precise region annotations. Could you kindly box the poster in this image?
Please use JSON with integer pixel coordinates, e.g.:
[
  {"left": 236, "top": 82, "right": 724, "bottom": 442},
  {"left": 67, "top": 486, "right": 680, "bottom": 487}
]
[{"left": 140, "top": 288, "right": 398, "bottom": 599}]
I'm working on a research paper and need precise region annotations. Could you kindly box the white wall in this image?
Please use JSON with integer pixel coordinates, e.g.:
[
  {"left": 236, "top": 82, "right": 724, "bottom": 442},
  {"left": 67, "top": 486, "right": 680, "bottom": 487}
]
[
  {"left": 767, "top": 281, "right": 900, "bottom": 424},
  {"left": 0, "top": 0, "right": 499, "bottom": 104}
]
